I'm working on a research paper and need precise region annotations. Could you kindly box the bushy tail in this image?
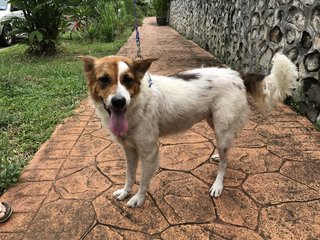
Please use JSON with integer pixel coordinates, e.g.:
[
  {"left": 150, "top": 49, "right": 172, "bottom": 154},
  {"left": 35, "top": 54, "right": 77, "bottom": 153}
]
[{"left": 242, "top": 53, "right": 299, "bottom": 109}]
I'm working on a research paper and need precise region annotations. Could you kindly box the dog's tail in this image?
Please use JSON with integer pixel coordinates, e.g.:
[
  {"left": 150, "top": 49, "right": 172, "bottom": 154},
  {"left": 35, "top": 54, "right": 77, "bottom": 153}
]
[{"left": 241, "top": 53, "right": 299, "bottom": 109}]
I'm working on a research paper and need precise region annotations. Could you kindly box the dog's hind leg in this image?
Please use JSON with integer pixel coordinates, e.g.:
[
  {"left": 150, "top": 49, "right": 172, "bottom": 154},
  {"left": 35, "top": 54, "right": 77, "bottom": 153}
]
[
  {"left": 113, "top": 147, "right": 138, "bottom": 201},
  {"left": 208, "top": 105, "right": 248, "bottom": 197},
  {"left": 206, "top": 117, "right": 220, "bottom": 161},
  {"left": 209, "top": 143, "right": 229, "bottom": 197},
  {"left": 206, "top": 116, "right": 229, "bottom": 197}
]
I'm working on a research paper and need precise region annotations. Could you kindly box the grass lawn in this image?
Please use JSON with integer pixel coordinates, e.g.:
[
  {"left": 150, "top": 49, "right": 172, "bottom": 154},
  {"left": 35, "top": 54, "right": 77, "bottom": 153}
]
[{"left": 0, "top": 35, "right": 130, "bottom": 194}]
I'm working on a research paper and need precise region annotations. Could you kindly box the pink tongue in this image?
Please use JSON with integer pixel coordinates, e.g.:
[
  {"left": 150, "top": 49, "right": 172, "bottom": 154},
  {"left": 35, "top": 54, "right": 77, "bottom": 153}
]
[{"left": 109, "top": 109, "right": 128, "bottom": 136}]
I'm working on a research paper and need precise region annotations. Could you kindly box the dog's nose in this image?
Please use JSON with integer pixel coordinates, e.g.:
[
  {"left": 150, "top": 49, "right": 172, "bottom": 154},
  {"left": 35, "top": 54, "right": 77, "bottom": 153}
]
[{"left": 111, "top": 95, "right": 126, "bottom": 109}]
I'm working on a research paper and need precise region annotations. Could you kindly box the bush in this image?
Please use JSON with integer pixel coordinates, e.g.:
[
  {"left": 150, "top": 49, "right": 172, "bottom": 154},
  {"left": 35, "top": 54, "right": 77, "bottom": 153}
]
[
  {"left": 67, "top": 0, "right": 99, "bottom": 41},
  {"left": 136, "top": 0, "right": 155, "bottom": 17},
  {"left": 97, "top": 2, "right": 120, "bottom": 42},
  {"left": 154, "top": 0, "right": 169, "bottom": 17},
  {"left": 68, "top": 0, "right": 145, "bottom": 43},
  {"left": 10, "top": 0, "right": 70, "bottom": 55},
  {"left": 0, "top": 159, "right": 24, "bottom": 195}
]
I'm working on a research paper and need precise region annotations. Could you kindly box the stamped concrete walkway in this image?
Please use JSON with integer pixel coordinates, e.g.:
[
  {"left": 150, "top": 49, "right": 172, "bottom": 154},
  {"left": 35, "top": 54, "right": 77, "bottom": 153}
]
[{"left": 1, "top": 17, "right": 320, "bottom": 240}]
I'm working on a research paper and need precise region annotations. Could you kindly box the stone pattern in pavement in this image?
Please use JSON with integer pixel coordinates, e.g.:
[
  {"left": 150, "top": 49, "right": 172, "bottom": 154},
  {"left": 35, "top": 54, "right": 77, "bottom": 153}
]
[{"left": 1, "top": 18, "right": 320, "bottom": 240}]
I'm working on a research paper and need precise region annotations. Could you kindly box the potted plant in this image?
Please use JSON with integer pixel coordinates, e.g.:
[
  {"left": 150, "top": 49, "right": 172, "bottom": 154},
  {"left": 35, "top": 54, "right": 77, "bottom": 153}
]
[{"left": 154, "top": 0, "right": 169, "bottom": 26}]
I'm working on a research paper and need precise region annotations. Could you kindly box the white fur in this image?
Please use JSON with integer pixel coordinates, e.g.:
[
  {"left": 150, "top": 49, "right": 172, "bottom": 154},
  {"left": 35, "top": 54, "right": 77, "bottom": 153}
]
[
  {"left": 106, "top": 61, "right": 131, "bottom": 107},
  {"left": 263, "top": 53, "right": 299, "bottom": 108},
  {"left": 92, "top": 54, "right": 298, "bottom": 207}
]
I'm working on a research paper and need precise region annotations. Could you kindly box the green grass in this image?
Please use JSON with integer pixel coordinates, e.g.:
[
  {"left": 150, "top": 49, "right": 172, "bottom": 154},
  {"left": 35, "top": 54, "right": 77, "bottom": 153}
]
[{"left": 0, "top": 34, "right": 130, "bottom": 194}]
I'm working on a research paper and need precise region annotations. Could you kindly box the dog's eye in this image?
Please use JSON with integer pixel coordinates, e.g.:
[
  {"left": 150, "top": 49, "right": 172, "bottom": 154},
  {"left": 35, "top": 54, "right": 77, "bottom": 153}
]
[
  {"left": 98, "top": 76, "right": 111, "bottom": 88},
  {"left": 122, "top": 75, "right": 134, "bottom": 87}
]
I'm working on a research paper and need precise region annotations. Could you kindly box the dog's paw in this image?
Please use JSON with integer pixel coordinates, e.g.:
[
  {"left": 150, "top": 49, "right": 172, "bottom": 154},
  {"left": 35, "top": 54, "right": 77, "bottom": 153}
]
[
  {"left": 211, "top": 153, "right": 220, "bottom": 162},
  {"left": 126, "top": 194, "right": 145, "bottom": 208},
  {"left": 209, "top": 182, "right": 223, "bottom": 198},
  {"left": 113, "top": 189, "right": 130, "bottom": 201}
]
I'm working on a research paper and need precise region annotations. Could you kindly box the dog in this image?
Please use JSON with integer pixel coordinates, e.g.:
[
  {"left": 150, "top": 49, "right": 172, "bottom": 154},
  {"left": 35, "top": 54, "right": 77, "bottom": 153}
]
[{"left": 80, "top": 53, "right": 299, "bottom": 208}]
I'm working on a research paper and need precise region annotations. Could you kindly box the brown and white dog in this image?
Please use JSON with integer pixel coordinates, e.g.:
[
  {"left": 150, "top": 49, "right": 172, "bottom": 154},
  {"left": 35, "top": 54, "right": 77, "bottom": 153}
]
[{"left": 80, "top": 54, "right": 298, "bottom": 208}]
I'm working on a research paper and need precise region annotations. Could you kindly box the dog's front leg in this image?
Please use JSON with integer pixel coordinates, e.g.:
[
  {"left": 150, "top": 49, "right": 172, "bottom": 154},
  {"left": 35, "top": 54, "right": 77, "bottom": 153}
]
[
  {"left": 113, "top": 147, "right": 138, "bottom": 201},
  {"left": 127, "top": 144, "right": 159, "bottom": 208}
]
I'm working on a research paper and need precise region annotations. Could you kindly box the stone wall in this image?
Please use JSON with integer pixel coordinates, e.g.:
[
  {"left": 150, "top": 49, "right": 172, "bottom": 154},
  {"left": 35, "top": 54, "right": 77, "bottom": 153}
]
[{"left": 169, "top": 0, "right": 320, "bottom": 124}]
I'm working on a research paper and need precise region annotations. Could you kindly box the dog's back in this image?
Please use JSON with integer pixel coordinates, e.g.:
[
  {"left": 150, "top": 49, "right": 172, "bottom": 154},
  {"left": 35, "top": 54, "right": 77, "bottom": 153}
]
[{"left": 147, "top": 67, "right": 249, "bottom": 136}]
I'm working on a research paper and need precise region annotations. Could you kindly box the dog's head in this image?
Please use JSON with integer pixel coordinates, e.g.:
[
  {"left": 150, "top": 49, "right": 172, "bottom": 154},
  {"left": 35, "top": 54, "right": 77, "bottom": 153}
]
[{"left": 79, "top": 55, "right": 156, "bottom": 137}]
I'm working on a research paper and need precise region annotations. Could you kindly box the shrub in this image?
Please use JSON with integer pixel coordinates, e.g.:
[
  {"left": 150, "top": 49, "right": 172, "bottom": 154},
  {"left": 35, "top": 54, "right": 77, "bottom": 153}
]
[
  {"left": 10, "top": 0, "right": 70, "bottom": 55},
  {"left": 136, "top": 0, "right": 154, "bottom": 17},
  {"left": 96, "top": 2, "right": 118, "bottom": 42},
  {"left": 154, "top": 0, "right": 169, "bottom": 17},
  {"left": 67, "top": 0, "right": 98, "bottom": 41},
  {"left": 68, "top": 0, "right": 145, "bottom": 42},
  {"left": 0, "top": 159, "right": 24, "bottom": 195}
]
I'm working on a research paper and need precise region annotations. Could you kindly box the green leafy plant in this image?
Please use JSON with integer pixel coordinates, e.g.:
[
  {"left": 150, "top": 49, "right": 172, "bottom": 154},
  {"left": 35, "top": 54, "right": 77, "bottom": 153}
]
[
  {"left": 67, "top": 0, "right": 144, "bottom": 43},
  {"left": 97, "top": 2, "right": 118, "bottom": 42},
  {"left": 0, "top": 159, "right": 25, "bottom": 195},
  {"left": 66, "top": 0, "right": 99, "bottom": 40},
  {"left": 154, "top": 0, "right": 169, "bottom": 17},
  {"left": 10, "top": 0, "right": 70, "bottom": 55}
]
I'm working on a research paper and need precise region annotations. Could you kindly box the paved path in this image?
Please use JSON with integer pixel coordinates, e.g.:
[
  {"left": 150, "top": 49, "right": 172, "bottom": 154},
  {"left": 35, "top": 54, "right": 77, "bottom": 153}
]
[{"left": 1, "top": 17, "right": 320, "bottom": 240}]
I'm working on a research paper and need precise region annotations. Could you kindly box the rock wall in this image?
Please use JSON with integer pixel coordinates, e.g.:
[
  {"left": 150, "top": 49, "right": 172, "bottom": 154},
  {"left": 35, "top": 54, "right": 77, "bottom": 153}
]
[{"left": 169, "top": 0, "right": 320, "bottom": 124}]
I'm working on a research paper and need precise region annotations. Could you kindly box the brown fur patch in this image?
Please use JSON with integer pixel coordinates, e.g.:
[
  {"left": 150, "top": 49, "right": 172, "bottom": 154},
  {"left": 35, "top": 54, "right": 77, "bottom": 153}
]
[
  {"left": 241, "top": 73, "right": 266, "bottom": 105},
  {"left": 241, "top": 73, "right": 265, "bottom": 94},
  {"left": 119, "top": 70, "right": 140, "bottom": 97},
  {"left": 170, "top": 72, "right": 200, "bottom": 81}
]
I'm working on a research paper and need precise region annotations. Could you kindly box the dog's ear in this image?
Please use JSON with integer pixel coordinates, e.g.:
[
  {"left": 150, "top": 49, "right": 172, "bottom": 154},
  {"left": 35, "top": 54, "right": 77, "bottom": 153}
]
[
  {"left": 133, "top": 58, "right": 158, "bottom": 76},
  {"left": 77, "top": 55, "right": 97, "bottom": 72}
]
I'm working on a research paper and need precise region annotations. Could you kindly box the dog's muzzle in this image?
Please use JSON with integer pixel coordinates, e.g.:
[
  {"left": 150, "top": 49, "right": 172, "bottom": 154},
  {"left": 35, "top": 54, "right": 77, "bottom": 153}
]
[
  {"left": 102, "top": 95, "right": 128, "bottom": 137},
  {"left": 111, "top": 95, "right": 126, "bottom": 109}
]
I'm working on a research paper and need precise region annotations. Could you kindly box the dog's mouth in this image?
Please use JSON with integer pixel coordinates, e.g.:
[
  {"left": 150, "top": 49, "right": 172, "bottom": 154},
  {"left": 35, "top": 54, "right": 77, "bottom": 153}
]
[
  {"left": 107, "top": 107, "right": 128, "bottom": 137},
  {"left": 100, "top": 96, "right": 128, "bottom": 137}
]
